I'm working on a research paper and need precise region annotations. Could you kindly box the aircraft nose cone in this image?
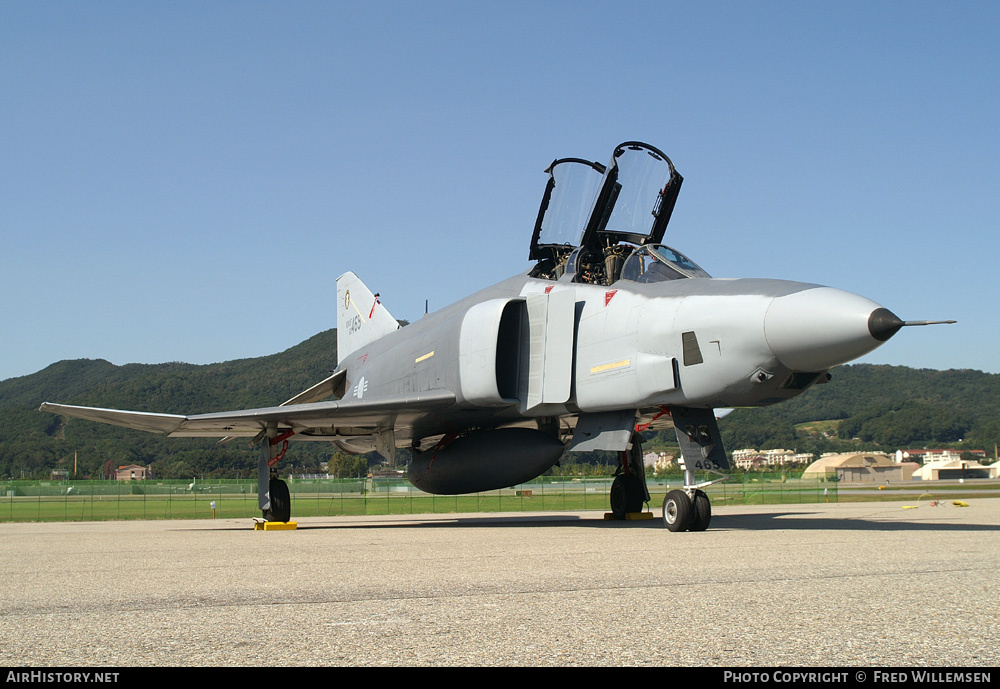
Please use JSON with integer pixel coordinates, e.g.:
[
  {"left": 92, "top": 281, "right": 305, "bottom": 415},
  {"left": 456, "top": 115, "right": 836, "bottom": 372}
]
[
  {"left": 764, "top": 287, "right": 893, "bottom": 371},
  {"left": 868, "top": 307, "right": 905, "bottom": 341}
]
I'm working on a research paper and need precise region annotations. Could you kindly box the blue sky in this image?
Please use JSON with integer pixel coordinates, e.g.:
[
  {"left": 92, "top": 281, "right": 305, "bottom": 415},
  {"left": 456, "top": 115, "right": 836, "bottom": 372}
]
[{"left": 2, "top": 1, "right": 998, "bottom": 383}]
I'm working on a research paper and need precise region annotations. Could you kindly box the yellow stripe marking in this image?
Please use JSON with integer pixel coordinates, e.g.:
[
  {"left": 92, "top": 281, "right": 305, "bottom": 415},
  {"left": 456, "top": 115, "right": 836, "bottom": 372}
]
[
  {"left": 590, "top": 358, "right": 631, "bottom": 374},
  {"left": 415, "top": 351, "right": 435, "bottom": 364},
  {"left": 349, "top": 295, "right": 366, "bottom": 320}
]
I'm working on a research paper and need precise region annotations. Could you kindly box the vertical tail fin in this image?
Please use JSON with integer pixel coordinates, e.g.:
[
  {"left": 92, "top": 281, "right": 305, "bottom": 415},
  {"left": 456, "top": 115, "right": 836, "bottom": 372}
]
[{"left": 336, "top": 272, "right": 400, "bottom": 364}]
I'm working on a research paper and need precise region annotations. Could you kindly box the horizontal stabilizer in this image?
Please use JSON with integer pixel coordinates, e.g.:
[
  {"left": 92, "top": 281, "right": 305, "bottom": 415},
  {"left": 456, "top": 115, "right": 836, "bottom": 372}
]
[
  {"left": 38, "top": 403, "right": 186, "bottom": 434},
  {"left": 280, "top": 370, "right": 347, "bottom": 406}
]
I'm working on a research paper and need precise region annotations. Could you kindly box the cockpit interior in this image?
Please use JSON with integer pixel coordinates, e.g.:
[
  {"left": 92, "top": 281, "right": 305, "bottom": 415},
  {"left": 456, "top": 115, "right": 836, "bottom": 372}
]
[{"left": 528, "top": 141, "right": 709, "bottom": 286}]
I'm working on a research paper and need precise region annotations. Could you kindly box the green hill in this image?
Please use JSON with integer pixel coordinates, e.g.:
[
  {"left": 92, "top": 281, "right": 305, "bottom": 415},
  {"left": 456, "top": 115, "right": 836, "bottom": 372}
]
[
  {"left": 716, "top": 365, "right": 1000, "bottom": 456},
  {"left": 0, "top": 330, "right": 339, "bottom": 479},
  {"left": 3, "top": 330, "right": 998, "bottom": 479}
]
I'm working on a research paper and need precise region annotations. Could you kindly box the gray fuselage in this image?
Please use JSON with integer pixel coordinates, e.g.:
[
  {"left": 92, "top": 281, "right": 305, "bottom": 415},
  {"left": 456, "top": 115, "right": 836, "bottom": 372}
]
[{"left": 333, "top": 270, "right": 887, "bottom": 451}]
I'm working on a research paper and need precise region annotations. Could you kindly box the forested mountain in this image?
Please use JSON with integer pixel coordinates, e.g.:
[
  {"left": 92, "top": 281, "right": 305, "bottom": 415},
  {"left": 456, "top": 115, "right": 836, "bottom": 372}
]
[
  {"left": 0, "top": 330, "right": 340, "bottom": 479},
  {"left": 715, "top": 365, "right": 1000, "bottom": 456},
  {"left": 2, "top": 327, "right": 997, "bottom": 480}
]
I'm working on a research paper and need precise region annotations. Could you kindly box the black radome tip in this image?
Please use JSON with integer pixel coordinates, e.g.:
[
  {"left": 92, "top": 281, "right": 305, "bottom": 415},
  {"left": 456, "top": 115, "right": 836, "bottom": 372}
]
[{"left": 868, "top": 308, "right": 905, "bottom": 342}]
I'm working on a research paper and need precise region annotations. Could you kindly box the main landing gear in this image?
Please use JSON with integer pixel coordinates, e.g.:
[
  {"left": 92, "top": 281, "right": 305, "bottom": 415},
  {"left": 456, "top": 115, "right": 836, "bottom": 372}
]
[
  {"left": 610, "top": 473, "right": 644, "bottom": 517},
  {"left": 257, "top": 424, "right": 293, "bottom": 523},
  {"left": 266, "top": 475, "right": 291, "bottom": 523},
  {"left": 609, "top": 433, "right": 651, "bottom": 519}
]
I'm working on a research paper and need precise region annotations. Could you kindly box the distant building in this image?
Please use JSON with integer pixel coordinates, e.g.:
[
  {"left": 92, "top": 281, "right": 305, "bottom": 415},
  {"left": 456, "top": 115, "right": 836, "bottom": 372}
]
[
  {"left": 735, "top": 455, "right": 767, "bottom": 471},
  {"left": 802, "top": 453, "right": 915, "bottom": 482},
  {"left": 897, "top": 449, "right": 987, "bottom": 464},
  {"left": 647, "top": 451, "right": 675, "bottom": 474},
  {"left": 733, "top": 449, "right": 765, "bottom": 471},
  {"left": 116, "top": 465, "right": 152, "bottom": 480},
  {"left": 913, "top": 460, "right": 997, "bottom": 480},
  {"left": 732, "top": 448, "right": 814, "bottom": 470}
]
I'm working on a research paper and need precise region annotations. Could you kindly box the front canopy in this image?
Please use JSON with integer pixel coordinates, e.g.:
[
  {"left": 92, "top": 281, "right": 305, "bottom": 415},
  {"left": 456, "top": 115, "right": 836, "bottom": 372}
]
[{"left": 529, "top": 142, "right": 684, "bottom": 284}]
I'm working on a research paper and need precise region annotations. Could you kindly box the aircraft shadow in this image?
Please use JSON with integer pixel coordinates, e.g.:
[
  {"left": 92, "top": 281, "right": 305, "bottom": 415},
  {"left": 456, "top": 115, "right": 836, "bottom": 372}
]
[
  {"left": 183, "top": 513, "right": 594, "bottom": 533},
  {"left": 709, "top": 510, "right": 1000, "bottom": 533},
  {"left": 184, "top": 509, "right": 1000, "bottom": 533}
]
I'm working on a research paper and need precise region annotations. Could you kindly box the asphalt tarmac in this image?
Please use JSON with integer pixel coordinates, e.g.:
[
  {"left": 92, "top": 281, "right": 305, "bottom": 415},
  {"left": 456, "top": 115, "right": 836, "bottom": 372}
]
[{"left": 1, "top": 499, "right": 998, "bottom": 667}]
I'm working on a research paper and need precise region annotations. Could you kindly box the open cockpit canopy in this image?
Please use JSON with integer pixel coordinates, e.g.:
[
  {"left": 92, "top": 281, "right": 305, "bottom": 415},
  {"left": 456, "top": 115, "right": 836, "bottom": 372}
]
[{"left": 529, "top": 141, "right": 700, "bottom": 285}]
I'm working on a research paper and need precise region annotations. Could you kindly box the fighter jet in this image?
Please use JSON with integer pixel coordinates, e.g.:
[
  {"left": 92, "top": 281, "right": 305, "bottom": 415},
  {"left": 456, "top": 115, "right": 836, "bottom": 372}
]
[{"left": 39, "top": 141, "right": 953, "bottom": 531}]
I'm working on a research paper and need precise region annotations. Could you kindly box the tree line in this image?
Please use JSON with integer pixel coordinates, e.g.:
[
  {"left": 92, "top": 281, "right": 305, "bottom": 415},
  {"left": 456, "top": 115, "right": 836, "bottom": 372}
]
[{"left": 2, "top": 328, "right": 997, "bottom": 480}]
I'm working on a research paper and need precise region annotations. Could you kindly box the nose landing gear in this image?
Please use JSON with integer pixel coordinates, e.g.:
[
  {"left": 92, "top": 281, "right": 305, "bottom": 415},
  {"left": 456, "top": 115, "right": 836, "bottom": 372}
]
[
  {"left": 663, "top": 407, "right": 731, "bottom": 532},
  {"left": 662, "top": 488, "right": 712, "bottom": 532}
]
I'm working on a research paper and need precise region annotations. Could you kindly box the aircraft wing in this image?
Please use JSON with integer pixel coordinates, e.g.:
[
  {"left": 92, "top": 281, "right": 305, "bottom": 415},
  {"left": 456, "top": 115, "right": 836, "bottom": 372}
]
[{"left": 39, "top": 390, "right": 456, "bottom": 439}]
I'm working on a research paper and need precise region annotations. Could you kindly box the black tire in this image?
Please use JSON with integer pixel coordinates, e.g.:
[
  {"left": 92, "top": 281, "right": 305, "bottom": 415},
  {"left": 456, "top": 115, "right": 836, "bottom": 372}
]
[
  {"left": 662, "top": 489, "right": 692, "bottom": 532},
  {"left": 610, "top": 474, "right": 644, "bottom": 518},
  {"left": 689, "top": 489, "right": 711, "bottom": 531},
  {"left": 268, "top": 478, "right": 291, "bottom": 523}
]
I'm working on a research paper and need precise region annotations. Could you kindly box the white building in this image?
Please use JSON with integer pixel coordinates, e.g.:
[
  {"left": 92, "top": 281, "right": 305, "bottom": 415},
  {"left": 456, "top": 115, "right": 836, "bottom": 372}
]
[{"left": 732, "top": 448, "right": 814, "bottom": 469}]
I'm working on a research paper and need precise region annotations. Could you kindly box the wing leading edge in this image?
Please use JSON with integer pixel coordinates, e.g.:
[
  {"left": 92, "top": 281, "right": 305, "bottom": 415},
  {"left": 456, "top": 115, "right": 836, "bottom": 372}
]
[{"left": 39, "top": 389, "right": 456, "bottom": 439}]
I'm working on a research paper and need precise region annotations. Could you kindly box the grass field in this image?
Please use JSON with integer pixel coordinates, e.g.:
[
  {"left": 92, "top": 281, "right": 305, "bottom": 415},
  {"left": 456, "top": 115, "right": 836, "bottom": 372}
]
[
  {"left": 2, "top": 477, "right": 997, "bottom": 522},
  {"left": 0, "top": 476, "right": 834, "bottom": 522}
]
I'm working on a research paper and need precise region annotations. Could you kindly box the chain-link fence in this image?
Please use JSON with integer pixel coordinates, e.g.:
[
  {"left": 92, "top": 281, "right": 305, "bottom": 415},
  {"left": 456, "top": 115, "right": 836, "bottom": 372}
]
[{"left": 0, "top": 474, "right": 837, "bottom": 522}]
